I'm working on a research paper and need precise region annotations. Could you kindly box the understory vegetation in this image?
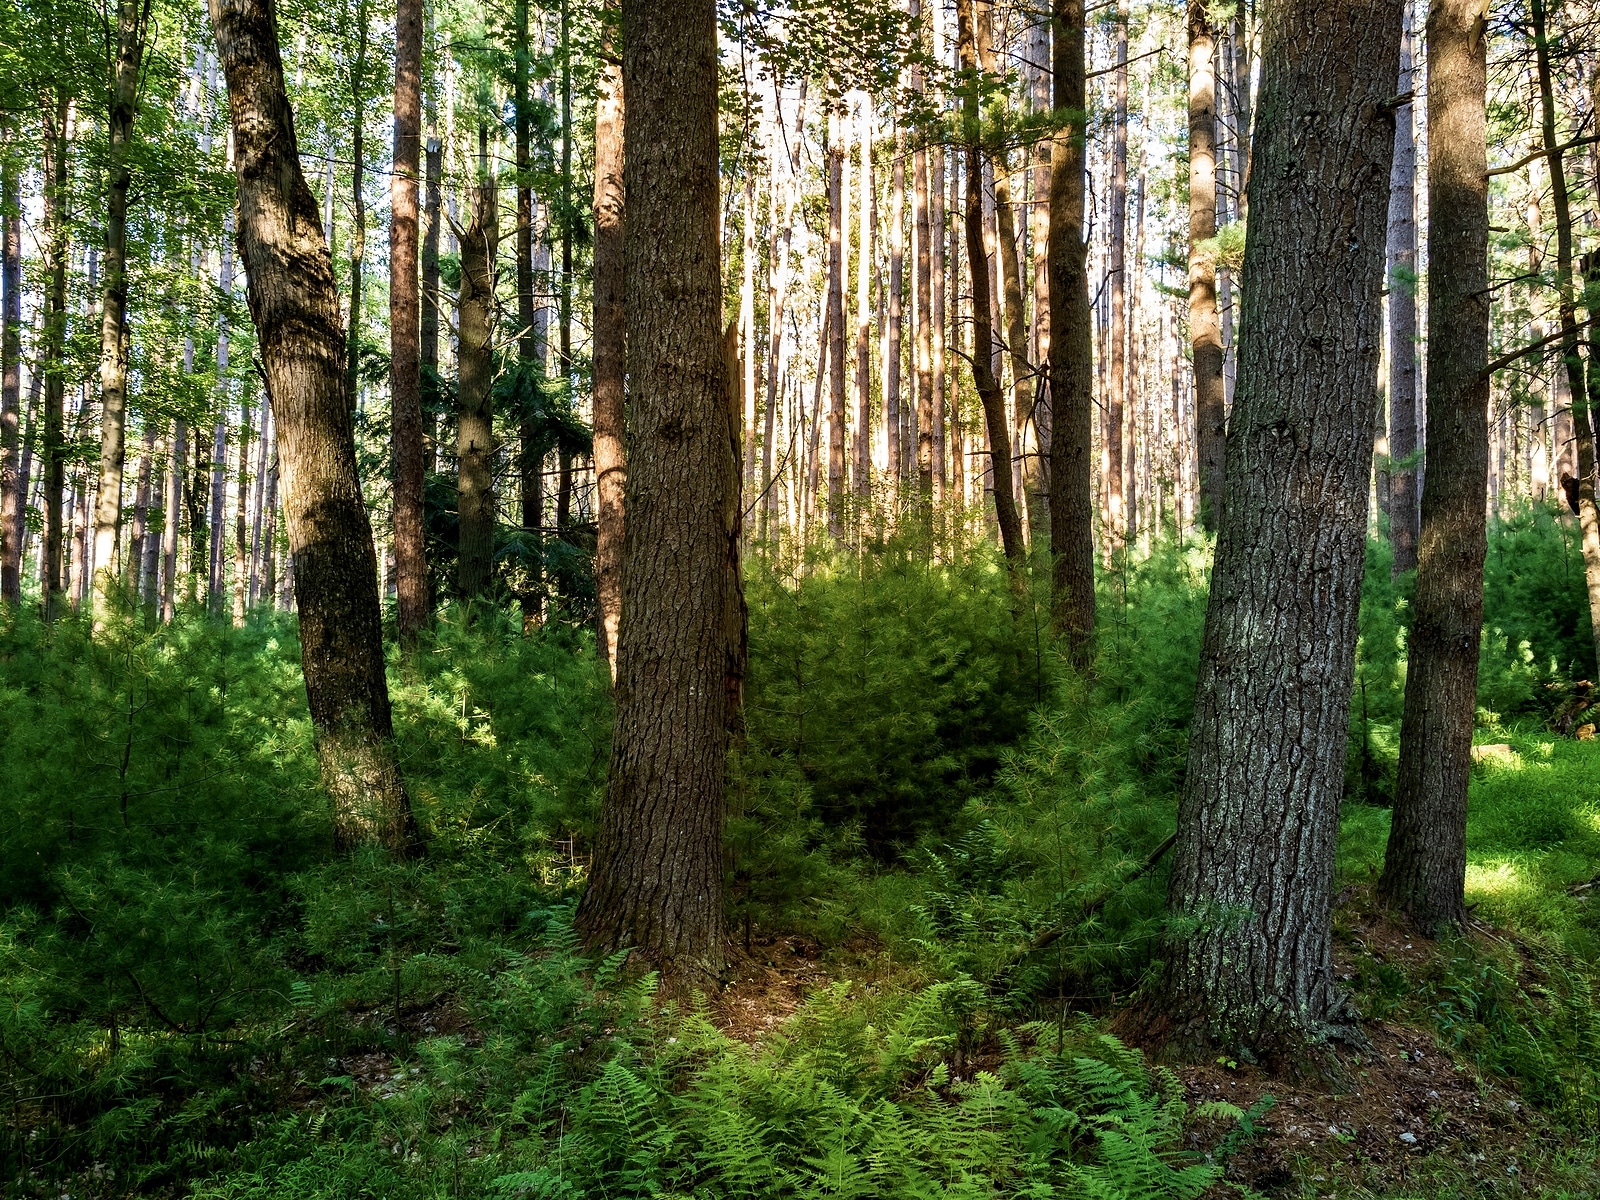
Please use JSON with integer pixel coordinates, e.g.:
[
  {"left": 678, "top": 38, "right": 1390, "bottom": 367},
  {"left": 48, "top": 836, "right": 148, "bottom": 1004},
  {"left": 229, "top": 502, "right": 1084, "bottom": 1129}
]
[{"left": 7, "top": 509, "right": 1600, "bottom": 1198}]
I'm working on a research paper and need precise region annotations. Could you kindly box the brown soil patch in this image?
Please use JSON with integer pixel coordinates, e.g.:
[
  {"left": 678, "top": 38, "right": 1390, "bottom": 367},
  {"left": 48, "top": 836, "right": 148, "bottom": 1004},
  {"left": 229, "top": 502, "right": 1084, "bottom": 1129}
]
[{"left": 712, "top": 935, "right": 833, "bottom": 1045}]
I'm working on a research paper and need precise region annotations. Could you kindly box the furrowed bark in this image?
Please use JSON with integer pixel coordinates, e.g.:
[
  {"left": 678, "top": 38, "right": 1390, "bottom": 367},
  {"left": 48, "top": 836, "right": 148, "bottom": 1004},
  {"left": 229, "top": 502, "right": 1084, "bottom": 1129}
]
[{"left": 1188, "top": 1, "right": 1225, "bottom": 533}]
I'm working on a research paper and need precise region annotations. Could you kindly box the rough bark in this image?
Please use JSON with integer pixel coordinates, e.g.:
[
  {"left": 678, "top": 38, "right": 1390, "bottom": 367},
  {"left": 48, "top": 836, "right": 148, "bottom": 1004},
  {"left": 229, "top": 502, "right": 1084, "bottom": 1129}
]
[
  {"left": 957, "top": 1, "right": 1024, "bottom": 569},
  {"left": 1161, "top": 0, "right": 1401, "bottom": 1060},
  {"left": 390, "top": 0, "right": 428, "bottom": 646},
  {"left": 209, "top": 0, "right": 419, "bottom": 856},
  {"left": 1386, "top": 7, "right": 1420, "bottom": 576},
  {"left": 1049, "top": 0, "right": 1096, "bottom": 660},
  {"left": 422, "top": 128, "right": 441, "bottom": 454},
  {"left": 1380, "top": 0, "right": 1486, "bottom": 934},
  {"left": 1188, "top": 1, "right": 1226, "bottom": 534},
  {"left": 455, "top": 130, "right": 497, "bottom": 601},
  {"left": 593, "top": 2, "right": 625, "bottom": 678},
  {"left": 41, "top": 94, "right": 70, "bottom": 621},
  {"left": 1, "top": 145, "right": 20, "bottom": 605},
  {"left": 575, "top": 0, "right": 734, "bottom": 980}
]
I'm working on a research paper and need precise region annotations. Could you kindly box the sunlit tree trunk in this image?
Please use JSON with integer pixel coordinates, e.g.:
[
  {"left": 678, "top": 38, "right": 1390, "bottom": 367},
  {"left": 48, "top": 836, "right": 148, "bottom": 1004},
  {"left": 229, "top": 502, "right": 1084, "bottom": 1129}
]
[
  {"left": 1106, "top": 6, "right": 1128, "bottom": 550},
  {"left": 826, "top": 105, "right": 847, "bottom": 535},
  {"left": 232, "top": 394, "right": 254, "bottom": 625},
  {"left": 455, "top": 128, "right": 497, "bottom": 601},
  {"left": 160, "top": 420, "right": 184, "bottom": 621},
  {"left": 1380, "top": 0, "right": 1487, "bottom": 933},
  {"left": 1386, "top": 6, "right": 1420, "bottom": 576},
  {"left": 854, "top": 97, "right": 873, "bottom": 502},
  {"left": 576, "top": 0, "right": 735, "bottom": 979},
  {"left": 1162, "top": 0, "right": 1401, "bottom": 1060},
  {"left": 40, "top": 94, "right": 70, "bottom": 621},
  {"left": 593, "top": 0, "right": 625, "bottom": 676},
  {"left": 209, "top": 0, "right": 419, "bottom": 856},
  {"left": 1188, "top": 1, "right": 1225, "bottom": 533},
  {"left": 0, "top": 143, "right": 20, "bottom": 605},
  {"left": 887, "top": 119, "right": 904, "bottom": 487}
]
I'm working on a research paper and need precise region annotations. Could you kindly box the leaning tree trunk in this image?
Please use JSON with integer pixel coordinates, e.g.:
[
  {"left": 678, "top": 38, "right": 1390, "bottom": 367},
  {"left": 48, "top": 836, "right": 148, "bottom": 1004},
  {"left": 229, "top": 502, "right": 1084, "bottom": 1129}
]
[
  {"left": 1386, "top": 8, "right": 1420, "bottom": 577},
  {"left": 1380, "top": 0, "right": 1487, "bottom": 933},
  {"left": 592, "top": 0, "right": 625, "bottom": 679},
  {"left": 1161, "top": 0, "right": 1402, "bottom": 1062},
  {"left": 208, "top": 0, "right": 419, "bottom": 857},
  {"left": 1187, "top": 1, "right": 1226, "bottom": 534},
  {"left": 575, "top": 0, "right": 737, "bottom": 980},
  {"left": 957, "top": 0, "right": 1025, "bottom": 569},
  {"left": 390, "top": 0, "right": 429, "bottom": 646},
  {"left": 455, "top": 129, "right": 497, "bottom": 601}
]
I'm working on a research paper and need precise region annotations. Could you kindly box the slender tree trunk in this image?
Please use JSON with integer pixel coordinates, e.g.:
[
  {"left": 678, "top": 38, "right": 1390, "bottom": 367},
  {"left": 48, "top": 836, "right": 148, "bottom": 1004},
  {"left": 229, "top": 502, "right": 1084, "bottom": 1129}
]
[
  {"left": 455, "top": 128, "right": 497, "bottom": 600},
  {"left": 515, "top": 0, "right": 543, "bottom": 624},
  {"left": 390, "top": 0, "right": 428, "bottom": 645},
  {"left": 232, "top": 394, "right": 254, "bottom": 624},
  {"left": 249, "top": 402, "right": 269, "bottom": 604},
  {"left": 41, "top": 95, "right": 70, "bottom": 621},
  {"left": 1387, "top": 7, "right": 1420, "bottom": 576},
  {"left": 161, "top": 419, "right": 184, "bottom": 620},
  {"left": 764, "top": 81, "right": 807, "bottom": 537},
  {"left": 593, "top": 0, "right": 625, "bottom": 677},
  {"left": 1106, "top": 7, "right": 1128, "bottom": 549},
  {"left": 141, "top": 437, "right": 162, "bottom": 608},
  {"left": 346, "top": 0, "right": 369, "bottom": 408},
  {"left": 575, "top": 0, "right": 735, "bottom": 979},
  {"left": 127, "top": 425, "right": 154, "bottom": 602},
  {"left": 826, "top": 105, "right": 847, "bottom": 536},
  {"left": 1188, "top": 2, "right": 1226, "bottom": 533},
  {"left": 422, "top": 127, "right": 441, "bottom": 458},
  {"left": 957, "top": 0, "right": 1024, "bottom": 568},
  {"left": 1049, "top": 0, "right": 1095, "bottom": 657},
  {"left": 854, "top": 97, "right": 873, "bottom": 501},
  {"left": 261, "top": 420, "right": 279, "bottom": 605},
  {"left": 1161, "top": 0, "right": 1401, "bottom": 1061},
  {"left": 0, "top": 142, "right": 20, "bottom": 605},
  {"left": 1380, "top": 0, "right": 1486, "bottom": 933},
  {"left": 209, "top": 0, "right": 419, "bottom": 855},
  {"left": 887, "top": 121, "right": 904, "bottom": 488},
  {"left": 912, "top": 9, "right": 935, "bottom": 501}
]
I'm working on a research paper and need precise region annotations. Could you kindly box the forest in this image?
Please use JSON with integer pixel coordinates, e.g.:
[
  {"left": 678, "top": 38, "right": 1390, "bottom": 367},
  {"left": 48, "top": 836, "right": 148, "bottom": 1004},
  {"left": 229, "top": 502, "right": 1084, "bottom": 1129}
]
[{"left": 4, "top": 0, "right": 1600, "bottom": 1194}]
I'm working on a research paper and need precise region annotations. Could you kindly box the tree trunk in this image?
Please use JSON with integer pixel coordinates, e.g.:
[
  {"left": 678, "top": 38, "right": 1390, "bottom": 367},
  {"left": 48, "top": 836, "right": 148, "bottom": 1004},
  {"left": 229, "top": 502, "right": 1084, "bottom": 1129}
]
[
  {"left": 515, "top": 0, "right": 543, "bottom": 625},
  {"left": 41, "top": 94, "right": 70, "bottom": 621},
  {"left": 887, "top": 121, "right": 904, "bottom": 488},
  {"left": 763, "top": 81, "right": 806, "bottom": 537},
  {"left": 1188, "top": 1, "right": 1226, "bottom": 534},
  {"left": 1106, "top": 6, "right": 1129, "bottom": 549},
  {"left": 161, "top": 419, "right": 184, "bottom": 621},
  {"left": 1049, "top": 0, "right": 1096, "bottom": 659},
  {"left": 575, "top": 0, "right": 735, "bottom": 980},
  {"left": 912, "top": 12, "right": 935, "bottom": 501},
  {"left": 826, "top": 105, "right": 847, "bottom": 536},
  {"left": 958, "top": 0, "right": 1024, "bottom": 569},
  {"left": 1386, "top": 7, "right": 1420, "bottom": 576},
  {"left": 390, "top": 0, "right": 428, "bottom": 645},
  {"left": 232, "top": 394, "right": 254, "bottom": 625},
  {"left": 0, "top": 142, "right": 20, "bottom": 606},
  {"left": 249, "top": 402, "right": 269, "bottom": 604},
  {"left": 422, "top": 127, "right": 441, "bottom": 458},
  {"left": 854, "top": 96, "right": 874, "bottom": 501},
  {"left": 346, "top": 0, "right": 368, "bottom": 409},
  {"left": 1380, "top": 0, "right": 1486, "bottom": 934},
  {"left": 127, "top": 426, "right": 154, "bottom": 602},
  {"left": 455, "top": 128, "right": 497, "bottom": 601},
  {"left": 208, "top": 0, "right": 419, "bottom": 856},
  {"left": 593, "top": 0, "right": 625, "bottom": 677},
  {"left": 141, "top": 435, "right": 162, "bottom": 607},
  {"left": 1161, "top": 0, "right": 1401, "bottom": 1060}
]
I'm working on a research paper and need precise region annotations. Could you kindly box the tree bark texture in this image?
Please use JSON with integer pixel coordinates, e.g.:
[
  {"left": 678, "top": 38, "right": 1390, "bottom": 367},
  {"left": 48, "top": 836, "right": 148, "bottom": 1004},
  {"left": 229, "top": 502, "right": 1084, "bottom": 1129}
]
[
  {"left": 826, "top": 106, "right": 847, "bottom": 536},
  {"left": 593, "top": 3, "right": 625, "bottom": 679},
  {"left": 1, "top": 146, "right": 20, "bottom": 605},
  {"left": 209, "top": 0, "right": 419, "bottom": 856},
  {"left": 1048, "top": 0, "right": 1096, "bottom": 657},
  {"left": 1188, "top": 1, "right": 1226, "bottom": 534},
  {"left": 455, "top": 132, "right": 497, "bottom": 601},
  {"left": 1162, "top": 0, "right": 1402, "bottom": 1060},
  {"left": 41, "top": 94, "right": 69, "bottom": 621},
  {"left": 1107, "top": 8, "right": 1129, "bottom": 549},
  {"left": 575, "top": 0, "right": 735, "bottom": 980},
  {"left": 1380, "top": 0, "right": 1487, "bottom": 934},
  {"left": 390, "top": 0, "right": 429, "bottom": 646},
  {"left": 1386, "top": 7, "right": 1420, "bottom": 576}
]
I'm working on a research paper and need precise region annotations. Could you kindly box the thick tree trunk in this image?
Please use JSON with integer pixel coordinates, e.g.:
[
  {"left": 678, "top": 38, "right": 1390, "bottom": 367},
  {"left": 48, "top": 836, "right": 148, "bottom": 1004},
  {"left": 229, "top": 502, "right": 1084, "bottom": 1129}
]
[
  {"left": 1386, "top": 8, "right": 1420, "bottom": 577},
  {"left": 455, "top": 130, "right": 497, "bottom": 601},
  {"left": 593, "top": 3, "right": 625, "bottom": 678},
  {"left": 1188, "top": 2, "right": 1226, "bottom": 534},
  {"left": 209, "top": 0, "right": 419, "bottom": 856},
  {"left": 390, "top": 0, "right": 428, "bottom": 646},
  {"left": 575, "top": 0, "right": 735, "bottom": 980},
  {"left": 1161, "top": 0, "right": 1401, "bottom": 1061},
  {"left": 1049, "top": 0, "right": 1096, "bottom": 659},
  {"left": 1380, "top": 0, "right": 1487, "bottom": 933},
  {"left": 41, "top": 95, "right": 70, "bottom": 621},
  {"left": 0, "top": 146, "right": 20, "bottom": 605},
  {"left": 958, "top": 0, "right": 1024, "bottom": 568},
  {"left": 92, "top": 0, "right": 152, "bottom": 621}
]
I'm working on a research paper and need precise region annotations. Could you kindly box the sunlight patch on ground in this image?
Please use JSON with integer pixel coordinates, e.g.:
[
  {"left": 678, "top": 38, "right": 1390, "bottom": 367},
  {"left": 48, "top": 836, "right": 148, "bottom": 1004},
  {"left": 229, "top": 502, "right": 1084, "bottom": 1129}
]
[{"left": 1465, "top": 858, "right": 1530, "bottom": 901}]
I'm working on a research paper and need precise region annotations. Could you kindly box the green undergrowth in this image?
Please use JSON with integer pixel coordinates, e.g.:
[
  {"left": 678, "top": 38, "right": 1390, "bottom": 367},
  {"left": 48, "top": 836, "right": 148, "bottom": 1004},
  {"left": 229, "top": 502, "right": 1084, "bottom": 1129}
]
[{"left": 8, "top": 515, "right": 1600, "bottom": 1196}]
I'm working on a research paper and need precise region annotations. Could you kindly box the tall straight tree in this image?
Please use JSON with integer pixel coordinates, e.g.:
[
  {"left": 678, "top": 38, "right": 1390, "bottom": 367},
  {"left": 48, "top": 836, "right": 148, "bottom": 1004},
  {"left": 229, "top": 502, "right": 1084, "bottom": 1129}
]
[
  {"left": 1386, "top": 5, "right": 1420, "bottom": 577},
  {"left": 1187, "top": 0, "right": 1225, "bottom": 532},
  {"left": 575, "top": 0, "right": 738, "bottom": 978},
  {"left": 40, "top": 93, "right": 70, "bottom": 621},
  {"left": 592, "top": 0, "right": 625, "bottom": 678},
  {"left": 0, "top": 144, "right": 20, "bottom": 605},
  {"left": 208, "top": 0, "right": 419, "bottom": 856},
  {"left": 957, "top": 0, "right": 1024, "bottom": 568},
  {"left": 1049, "top": 0, "right": 1095, "bottom": 658},
  {"left": 389, "top": 0, "right": 428, "bottom": 646},
  {"left": 825, "top": 103, "right": 847, "bottom": 535},
  {"left": 1161, "top": 0, "right": 1402, "bottom": 1058},
  {"left": 1106, "top": 6, "right": 1128, "bottom": 548},
  {"left": 1380, "top": 0, "right": 1488, "bottom": 933},
  {"left": 455, "top": 128, "right": 497, "bottom": 600},
  {"left": 92, "top": 0, "right": 154, "bottom": 620}
]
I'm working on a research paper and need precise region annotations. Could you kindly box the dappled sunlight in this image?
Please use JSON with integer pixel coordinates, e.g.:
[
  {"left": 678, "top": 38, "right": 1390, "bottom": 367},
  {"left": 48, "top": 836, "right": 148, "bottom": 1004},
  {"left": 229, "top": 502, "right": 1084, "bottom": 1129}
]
[{"left": 1464, "top": 858, "right": 1532, "bottom": 902}]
